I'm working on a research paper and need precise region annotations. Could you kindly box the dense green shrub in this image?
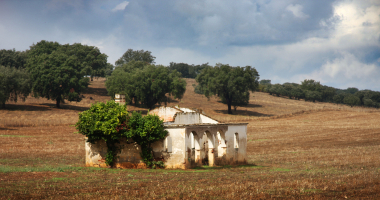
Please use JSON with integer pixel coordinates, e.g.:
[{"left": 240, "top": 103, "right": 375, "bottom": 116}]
[{"left": 343, "top": 94, "right": 361, "bottom": 107}]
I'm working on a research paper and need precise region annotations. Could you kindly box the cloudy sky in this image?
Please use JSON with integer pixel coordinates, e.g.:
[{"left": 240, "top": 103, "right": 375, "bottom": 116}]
[{"left": 1, "top": 0, "right": 379, "bottom": 91}]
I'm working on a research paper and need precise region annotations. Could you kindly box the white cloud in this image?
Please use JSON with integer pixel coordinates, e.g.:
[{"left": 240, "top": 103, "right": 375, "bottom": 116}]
[
  {"left": 286, "top": 4, "right": 309, "bottom": 19},
  {"left": 112, "top": 1, "right": 129, "bottom": 12},
  {"left": 292, "top": 52, "right": 380, "bottom": 90}
]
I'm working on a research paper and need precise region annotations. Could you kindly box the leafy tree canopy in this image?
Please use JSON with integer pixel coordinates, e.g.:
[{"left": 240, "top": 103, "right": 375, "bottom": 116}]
[
  {"left": 0, "top": 66, "right": 32, "bottom": 108},
  {"left": 106, "top": 61, "right": 186, "bottom": 109},
  {"left": 115, "top": 49, "right": 156, "bottom": 66},
  {"left": 0, "top": 49, "right": 28, "bottom": 69},
  {"left": 300, "top": 79, "right": 323, "bottom": 92},
  {"left": 343, "top": 94, "right": 361, "bottom": 107},
  {"left": 168, "top": 62, "right": 208, "bottom": 78},
  {"left": 196, "top": 64, "right": 259, "bottom": 114},
  {"left": 259, "top": 79, "right": 271, "bottom": 85},
  {"left": 26, "top": 40, "right": 108, "bottom": 108}
]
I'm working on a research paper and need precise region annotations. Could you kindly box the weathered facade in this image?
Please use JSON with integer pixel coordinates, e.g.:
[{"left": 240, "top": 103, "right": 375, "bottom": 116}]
[{"left": 85, "top": 106, "right": 248, "bottom": 169}]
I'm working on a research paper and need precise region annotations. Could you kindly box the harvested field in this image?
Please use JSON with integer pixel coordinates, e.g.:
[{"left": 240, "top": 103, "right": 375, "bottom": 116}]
[{"left": 0, "top": 78, "right": 379, "bottom": 199}]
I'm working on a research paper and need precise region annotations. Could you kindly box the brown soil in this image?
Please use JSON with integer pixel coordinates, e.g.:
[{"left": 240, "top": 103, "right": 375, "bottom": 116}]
[{"left": 1, "top": 78, "right": 379, "bottom": 199}]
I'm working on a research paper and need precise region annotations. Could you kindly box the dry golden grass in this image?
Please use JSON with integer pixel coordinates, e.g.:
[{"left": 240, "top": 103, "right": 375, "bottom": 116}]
[{"left": 1, "top": 78, "right": 380, "bottom": 199}]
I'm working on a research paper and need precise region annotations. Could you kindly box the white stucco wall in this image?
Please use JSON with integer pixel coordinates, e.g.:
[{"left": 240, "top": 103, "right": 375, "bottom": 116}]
[{"left": 224, "top": 124, "right": 247, "bottom": 163}]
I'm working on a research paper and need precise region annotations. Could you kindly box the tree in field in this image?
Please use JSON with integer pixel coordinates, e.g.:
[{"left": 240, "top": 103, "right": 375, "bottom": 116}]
[
  {"left": 168, "top": 62, "right": 208, "bottom": 78},
  {"left": 268, "top": 84, "right": 282, "bottom": 96},
  {"left": 106, "top": 61, "right": 186, "bottom": 109},
  {"left": 26, "top": 40, "right": 103, "bottom": 108},
  {"left": 0, "top": 66, "right": 32, "bottom": 108},
  {"left": 343, "top": 94, "right": 361, "bottom": 107},
  {"left": 60, "top": 43, "right": 108, "bottom": 81},
  {"left": 305, "top": 90, "right": 322, "bottom": 102},
  {"left": 115, "top": 49, "right": 156, "bottom": 66},
  {"left": 259, "top": 79, "right": 271, "bottom": 85},
  {"left": 0, "top": 49, "right": 28, "bottom": 69},
  {"left": 290, "top": 86, "right": 305, "bottom": 100},
  {"left": 321, "top": 86, "right": 336, "bottom": 102},
  {"left": 104, "top": 63, "right": 114, "bottom": 77},
  {"left": 196, "top": 64, "right": 259, "bottom": 114},
  {"left": 333, "top": 93, "right": 348, "bottom": 104},
  {"left": 345, "top": 87, "right": 359, "bottom": 94},
  {"left": 300, "top": 79, "right": 323, "bottom": 92}
]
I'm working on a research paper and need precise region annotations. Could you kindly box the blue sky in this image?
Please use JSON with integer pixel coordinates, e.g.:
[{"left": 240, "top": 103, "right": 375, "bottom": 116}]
[{"left": 1, "top": 0, "right": 379, "bottom": 91}]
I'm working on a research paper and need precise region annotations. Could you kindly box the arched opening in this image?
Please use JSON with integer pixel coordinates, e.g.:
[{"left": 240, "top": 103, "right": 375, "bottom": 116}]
[
  {"left": 217, "top": 130, "right": 227, "bottom": 158},
  {"left": 204, "top": 131, "right": 215, "bottom": 166},
  {"left": 234, "top": 132, "right": 239, "bottom": 149},
  {"left": 234, "top": 132, "right": 239, "bottom": 163},
  {"left": 189, "top": 131, "right": 200, "bottom": 165}
]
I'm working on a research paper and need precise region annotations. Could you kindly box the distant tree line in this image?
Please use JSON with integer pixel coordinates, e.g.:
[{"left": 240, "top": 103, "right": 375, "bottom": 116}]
[
  {"left": 168, "top": 62, "right": 209, "bottom": 78},
  {"left": 259, "top": 79, "right": 380, "bottom": 108},
  {"left": 0, "top": 40, "right": 113, "bottom": 108}
]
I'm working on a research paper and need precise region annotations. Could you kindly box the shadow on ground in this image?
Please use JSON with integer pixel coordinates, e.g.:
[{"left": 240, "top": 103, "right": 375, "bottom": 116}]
[
  {"left": 82, "top": 87, "right": 109, "bottom": 97},
  {"left": 215, "top": 109, "right": 273, "bottom": 117}
]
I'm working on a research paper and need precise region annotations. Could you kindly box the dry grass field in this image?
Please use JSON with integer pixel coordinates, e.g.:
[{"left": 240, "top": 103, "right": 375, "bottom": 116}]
[{"left": 1, "top": 78, "right": 379, "bottom": 199}]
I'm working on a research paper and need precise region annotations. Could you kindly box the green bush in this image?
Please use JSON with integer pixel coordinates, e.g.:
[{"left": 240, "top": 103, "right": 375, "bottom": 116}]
[
  {"left": 76, "top": 100, "right": 168, "bottom": 168},
  {"left": 343, "top": 94, "right": 361, "bottom": 107}
]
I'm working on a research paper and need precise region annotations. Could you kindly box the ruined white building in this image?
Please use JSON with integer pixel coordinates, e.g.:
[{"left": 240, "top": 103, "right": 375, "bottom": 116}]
[{"left": 85, "top": 106, "right": 248, "bottom": 169}]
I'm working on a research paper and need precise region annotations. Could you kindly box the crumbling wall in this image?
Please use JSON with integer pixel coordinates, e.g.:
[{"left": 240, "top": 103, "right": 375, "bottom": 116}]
[
  {"left": 149, "top": 107, "right": 182, "bottom": 122},
  {"left": 85, "top": 138, "right": 146, "bottom": 168}
]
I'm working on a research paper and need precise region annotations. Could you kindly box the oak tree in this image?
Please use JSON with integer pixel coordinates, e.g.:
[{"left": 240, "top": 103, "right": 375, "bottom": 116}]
[{"left": 196, "top": 64, "right": 259, "bottom": 114}]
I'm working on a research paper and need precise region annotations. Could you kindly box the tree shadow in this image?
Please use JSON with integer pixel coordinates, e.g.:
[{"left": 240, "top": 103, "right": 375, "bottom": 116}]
[
  {"left": 82, "top": 87, "right": 109, "bottom": 96},
  {"left": 215, "top": 101, "right": 263, "bottom": 108},
  {"left": 41, "top": 103, "right": 90, "bottom": 111},
  {"left": 0, "top": 127, "right": 16, "bottom": 131},
  {"left": 245, "top": 103, "right": 263, "bottom": 108},
  {"left": 1, "top": 104, "right": 52, "bottom": 111},
  {"left": 191, "top": 163, "right": 267, "bottom": 170},
  {"left": 214, "top": 109, "right": 273, "bottom": 117}
]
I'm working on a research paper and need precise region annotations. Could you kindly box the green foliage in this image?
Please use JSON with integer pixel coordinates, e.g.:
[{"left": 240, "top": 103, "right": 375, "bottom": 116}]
[
  {"left": 290, "top": 86, "right": 305, "bottom": 100},
  {"left": 26, "top": 40, "right": 108, "bottom": 107},
  {"left": 168, "top": 62, "right": 208, "bottom": 78},
  {"left": 76, "top": 101, "right": 168, "bottom": 168},
  {"left": 196, "top": 64, "right": 259, "bottom": 114},
  {"left": 115, "top": 49, "right": 156, "bottom": 66},
  {"left": 0, "top": 66, "right": 32, "bottom": 108},
  {"left": 345, "top": 87, "right": 359, "bottom": 94},
  {"left": 333, "top": 93, "right": 347, "bottom": 104},
  {"left": 305, "top": 91, "right": 322, "bottom": 102},
  {"left": 65, "top": 43, "right": 108, "bottom": 80},
  {"left": 259, "top": 79, "right": 271, "bottom": 85},
  {"left": 268, "top": 84, "right": 283, "bottom": 97},
  {"left": 300, "top": 79, "right": 323, "bottom": 92},
  {"left": 0, "top": 49, "right": 28, "bottom": 69},
  {"left": 106, "top": 61, "right": 186, "bottom": 109},
  {"left": 343, "top": 94, "right": 361, "bottom": 107}
]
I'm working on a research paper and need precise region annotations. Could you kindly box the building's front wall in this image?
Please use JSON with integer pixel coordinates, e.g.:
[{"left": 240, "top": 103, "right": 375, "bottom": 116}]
[
  {"left": 183, "top": 124, "right": 247, "bottom": 167},
  {"left": 85, "top": 138, "right": 146, "bottom": 168},
  {"left": 153, "top": 127, "right": 188, "bottom": 169},
  {"left": 85, "top": 123, "right": 247, "bottom": 169},
  {"left": 224, "top": 124, "right": 247, "bottom": 164}
]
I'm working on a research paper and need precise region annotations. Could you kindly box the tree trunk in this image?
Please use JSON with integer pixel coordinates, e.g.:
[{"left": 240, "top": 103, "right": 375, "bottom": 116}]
[
  {"left": 91, "top": 75, "right": 93, "bottom": 81},
  {"left": 2, "top": 102, "right": 5, "bottom": 109},
  {"left": 56, "top": 96, "right": 61, "bottom": 108},
  {"left": 227, "top": 102, "right": 232, "bottom": 114}
]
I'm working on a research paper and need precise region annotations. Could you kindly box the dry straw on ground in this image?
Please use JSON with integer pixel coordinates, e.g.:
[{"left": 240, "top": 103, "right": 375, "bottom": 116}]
[{"left": 0, "top": 78, "right": 379, "bottom": 199}]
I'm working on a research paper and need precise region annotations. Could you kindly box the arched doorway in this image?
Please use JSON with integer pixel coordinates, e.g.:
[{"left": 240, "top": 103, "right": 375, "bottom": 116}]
[
  {"left": 189, "top": 131, "right": 200, "bottom": 165},
  {"left": 234, "top": 132, "right": 239, "bottom": 163},
  {"left": 216, "top": 130, "right": 227, "bottom": 158}
]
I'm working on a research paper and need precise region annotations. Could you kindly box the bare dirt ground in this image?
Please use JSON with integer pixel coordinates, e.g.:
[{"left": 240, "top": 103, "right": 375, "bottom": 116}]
[{"left": 1, "top": 78, "right": 379, "bottom": 199}]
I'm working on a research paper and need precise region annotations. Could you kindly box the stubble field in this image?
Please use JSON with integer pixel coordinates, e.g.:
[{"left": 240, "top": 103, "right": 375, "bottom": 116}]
[{"left": 0, "top": 78, "right": 379, "bottom": 199}]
